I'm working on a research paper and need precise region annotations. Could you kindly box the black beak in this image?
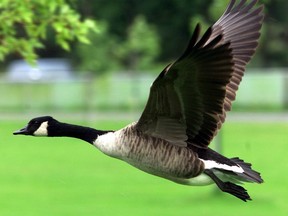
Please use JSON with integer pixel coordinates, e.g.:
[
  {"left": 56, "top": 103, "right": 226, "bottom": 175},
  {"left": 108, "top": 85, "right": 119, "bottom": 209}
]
[{"left": 13, "top": 126, "right": 28, "bottom": 135}]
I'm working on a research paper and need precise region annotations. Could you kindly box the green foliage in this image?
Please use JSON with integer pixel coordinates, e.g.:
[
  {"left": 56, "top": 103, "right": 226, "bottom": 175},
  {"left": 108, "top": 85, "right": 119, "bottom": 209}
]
[
  {"left": 257, "top": 0, "right": 288, "bottom": 67},
  {"left": 75, "top": 16, "right": 160, "bottom": 74},
  {"left": 1, "top": 0, "right": 287, "bottom": 69},
  {"left": 116, "top": 15, "right": 160, "bottom": 71},
  {"left": 208, "top": 0, "right": 230, "bottom": 20},
  {"left": 86, "top": 0, "right": 208, "bottom": 63},
  {"left": 0, "top": 0, "right": 98, "bottom": 64},
  {"left": 75, "top": 21, "right": 121, "bottom": 74},
  {"left": 80, "top": 0, "right": 287, "bottom": 69}
]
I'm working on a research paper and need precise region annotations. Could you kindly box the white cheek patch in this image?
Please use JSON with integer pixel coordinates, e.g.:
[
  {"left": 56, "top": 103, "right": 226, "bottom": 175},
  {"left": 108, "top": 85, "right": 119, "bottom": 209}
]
[{"left": 33, "top": 121, "right": 49, "bottom": 136}]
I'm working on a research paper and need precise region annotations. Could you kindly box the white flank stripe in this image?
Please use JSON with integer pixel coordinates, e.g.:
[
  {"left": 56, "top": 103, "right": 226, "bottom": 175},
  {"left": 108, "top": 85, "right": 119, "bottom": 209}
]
[{"left": 200, "top": 159, "right": 244, "bottom": 173}]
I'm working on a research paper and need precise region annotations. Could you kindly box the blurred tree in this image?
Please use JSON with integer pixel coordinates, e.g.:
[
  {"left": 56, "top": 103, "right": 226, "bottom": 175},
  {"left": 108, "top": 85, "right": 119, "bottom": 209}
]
[
  {"left": 74, "top": 16, "right": 160, "bottom": 74},
  {"left": 116, "top": 15, "right": 160, "bottom": 71},
  {"left": 2, "top": 0, "right": 286, "bottom": 70},
  {"left": 258, "top": 0, "right": 288, "bottom": 67},
  {"left": 77, "top": 0, "right": 210, "bottom": 62},
  {"left": 77, "top": 0, "right": 287, "bottom": 69},
  {"left": 75, "top": 21, "right": 121, "bottom": 74},
  {"left": 0, "top": 0, "right": 97, "bottom": 64}
]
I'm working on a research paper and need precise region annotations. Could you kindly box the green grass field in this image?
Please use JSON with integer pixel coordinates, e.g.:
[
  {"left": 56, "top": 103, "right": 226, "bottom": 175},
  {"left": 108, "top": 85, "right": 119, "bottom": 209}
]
[{"left": 1, "top": 119, "right": 287, "bottom": 216}]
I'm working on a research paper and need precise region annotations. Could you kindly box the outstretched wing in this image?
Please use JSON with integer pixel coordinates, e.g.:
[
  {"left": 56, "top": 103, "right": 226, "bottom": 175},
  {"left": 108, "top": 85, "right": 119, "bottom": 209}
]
[
  {"left": 136, "top": 27, "right": 233, "bottom": 147},
  {"left": 191, "top": 0, "right": 264, "bottom": 145},
  {"left": 136, "top": 0, "right": 264, "bottom": 148}
]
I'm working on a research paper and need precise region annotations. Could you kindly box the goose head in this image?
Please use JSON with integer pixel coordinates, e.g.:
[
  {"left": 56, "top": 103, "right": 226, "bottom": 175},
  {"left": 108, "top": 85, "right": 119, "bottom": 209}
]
[
  {"left": 13, "top": 116, "right": 56, "bottom": 136},
  {"left": 13, "top": 116, "right": 107, "bottom": 143}
]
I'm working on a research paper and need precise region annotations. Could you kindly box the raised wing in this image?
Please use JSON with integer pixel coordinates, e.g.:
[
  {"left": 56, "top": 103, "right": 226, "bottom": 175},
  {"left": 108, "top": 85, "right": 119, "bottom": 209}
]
[
  {"left": 136, "top": 0, "right": 263, "bottom": 148},
  {"left": 191, "top": 0, "right": 264, "bottom": 145},
  {"left": 136, "top": 27, "right": 233, "bottom": 147}
]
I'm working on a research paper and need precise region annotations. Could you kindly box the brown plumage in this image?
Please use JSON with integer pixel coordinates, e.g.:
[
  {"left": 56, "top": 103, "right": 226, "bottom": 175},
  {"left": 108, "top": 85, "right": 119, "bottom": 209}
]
[
  {"left": 14, "top": 0, "right": 264, "bottom": 202},
  {"left": 116, "top": 123, "right": 204, "bottom": 182},
  {"left": 137, "top": 0, "right": 264, "bottom": 148}
]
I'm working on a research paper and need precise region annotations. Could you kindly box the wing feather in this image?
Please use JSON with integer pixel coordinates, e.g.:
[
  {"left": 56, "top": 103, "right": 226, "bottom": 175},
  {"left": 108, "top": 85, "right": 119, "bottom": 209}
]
[
  {"left": 191, "top": 0, "right": 264, "bottom": 145},
  {"left": 136, "top": 0, "right": 264, "bottom": 148}
]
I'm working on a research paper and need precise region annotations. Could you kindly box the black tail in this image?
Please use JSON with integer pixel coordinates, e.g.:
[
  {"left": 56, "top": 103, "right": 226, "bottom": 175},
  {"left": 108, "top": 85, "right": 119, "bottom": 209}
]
[
  {"left": 204, "top": 169, "right": 252, "bottom": 202},
  {"left": 197, "top": 148, "right": 263, "bottom": 201},
  {"left": 230, "top": 157, "right": 263, "bottom": 184}
]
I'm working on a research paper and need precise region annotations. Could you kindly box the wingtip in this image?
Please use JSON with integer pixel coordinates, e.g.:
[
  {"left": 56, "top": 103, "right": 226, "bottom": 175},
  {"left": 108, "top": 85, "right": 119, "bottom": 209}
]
[{"left": 177, "top": 23, "right": 201, "bottom": 61}]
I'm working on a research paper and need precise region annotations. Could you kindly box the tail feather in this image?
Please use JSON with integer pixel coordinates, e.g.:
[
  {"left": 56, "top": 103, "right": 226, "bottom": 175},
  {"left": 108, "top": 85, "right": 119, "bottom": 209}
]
[
  {"left": 204, "top": 169, "right": 252, "bottom": 202},
  {"left": 198, "top": 148, "right": 263, "bottom": 201},
  {"left": 197, "top": 147, "right": 263, "bottom": 201},
  {"left": 230, "top": 157, "right": 263, "bottom": 183}
]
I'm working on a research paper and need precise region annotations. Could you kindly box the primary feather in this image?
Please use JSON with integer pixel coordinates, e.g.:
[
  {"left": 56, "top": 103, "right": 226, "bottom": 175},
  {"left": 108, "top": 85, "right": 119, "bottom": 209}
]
[{"left": 136, "top": 0, "right": 264, "bottom": 148}]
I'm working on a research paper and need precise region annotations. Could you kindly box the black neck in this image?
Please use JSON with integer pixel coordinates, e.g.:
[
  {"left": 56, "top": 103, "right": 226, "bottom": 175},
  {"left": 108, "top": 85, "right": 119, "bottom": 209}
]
[{"left": 48, "top": 121, "right": 111, "bottom": 144}]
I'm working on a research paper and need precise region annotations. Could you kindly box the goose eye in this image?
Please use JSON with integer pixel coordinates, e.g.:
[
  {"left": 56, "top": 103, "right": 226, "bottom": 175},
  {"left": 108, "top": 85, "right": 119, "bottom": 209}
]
[{"left": 29, "top": 120, "right": 37, "bottom": 125}]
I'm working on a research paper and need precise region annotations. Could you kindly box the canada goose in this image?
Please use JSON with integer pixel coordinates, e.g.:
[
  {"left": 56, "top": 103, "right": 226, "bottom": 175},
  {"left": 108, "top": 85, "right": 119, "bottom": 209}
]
[{"left": 14, "top": 0, "right": 264, "bottom": 201}]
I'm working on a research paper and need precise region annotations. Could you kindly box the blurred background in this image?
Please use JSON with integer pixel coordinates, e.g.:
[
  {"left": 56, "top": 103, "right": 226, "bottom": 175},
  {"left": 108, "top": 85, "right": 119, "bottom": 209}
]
[{"left": 0, "top": 0, "right": 287, "bottom": 216}]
